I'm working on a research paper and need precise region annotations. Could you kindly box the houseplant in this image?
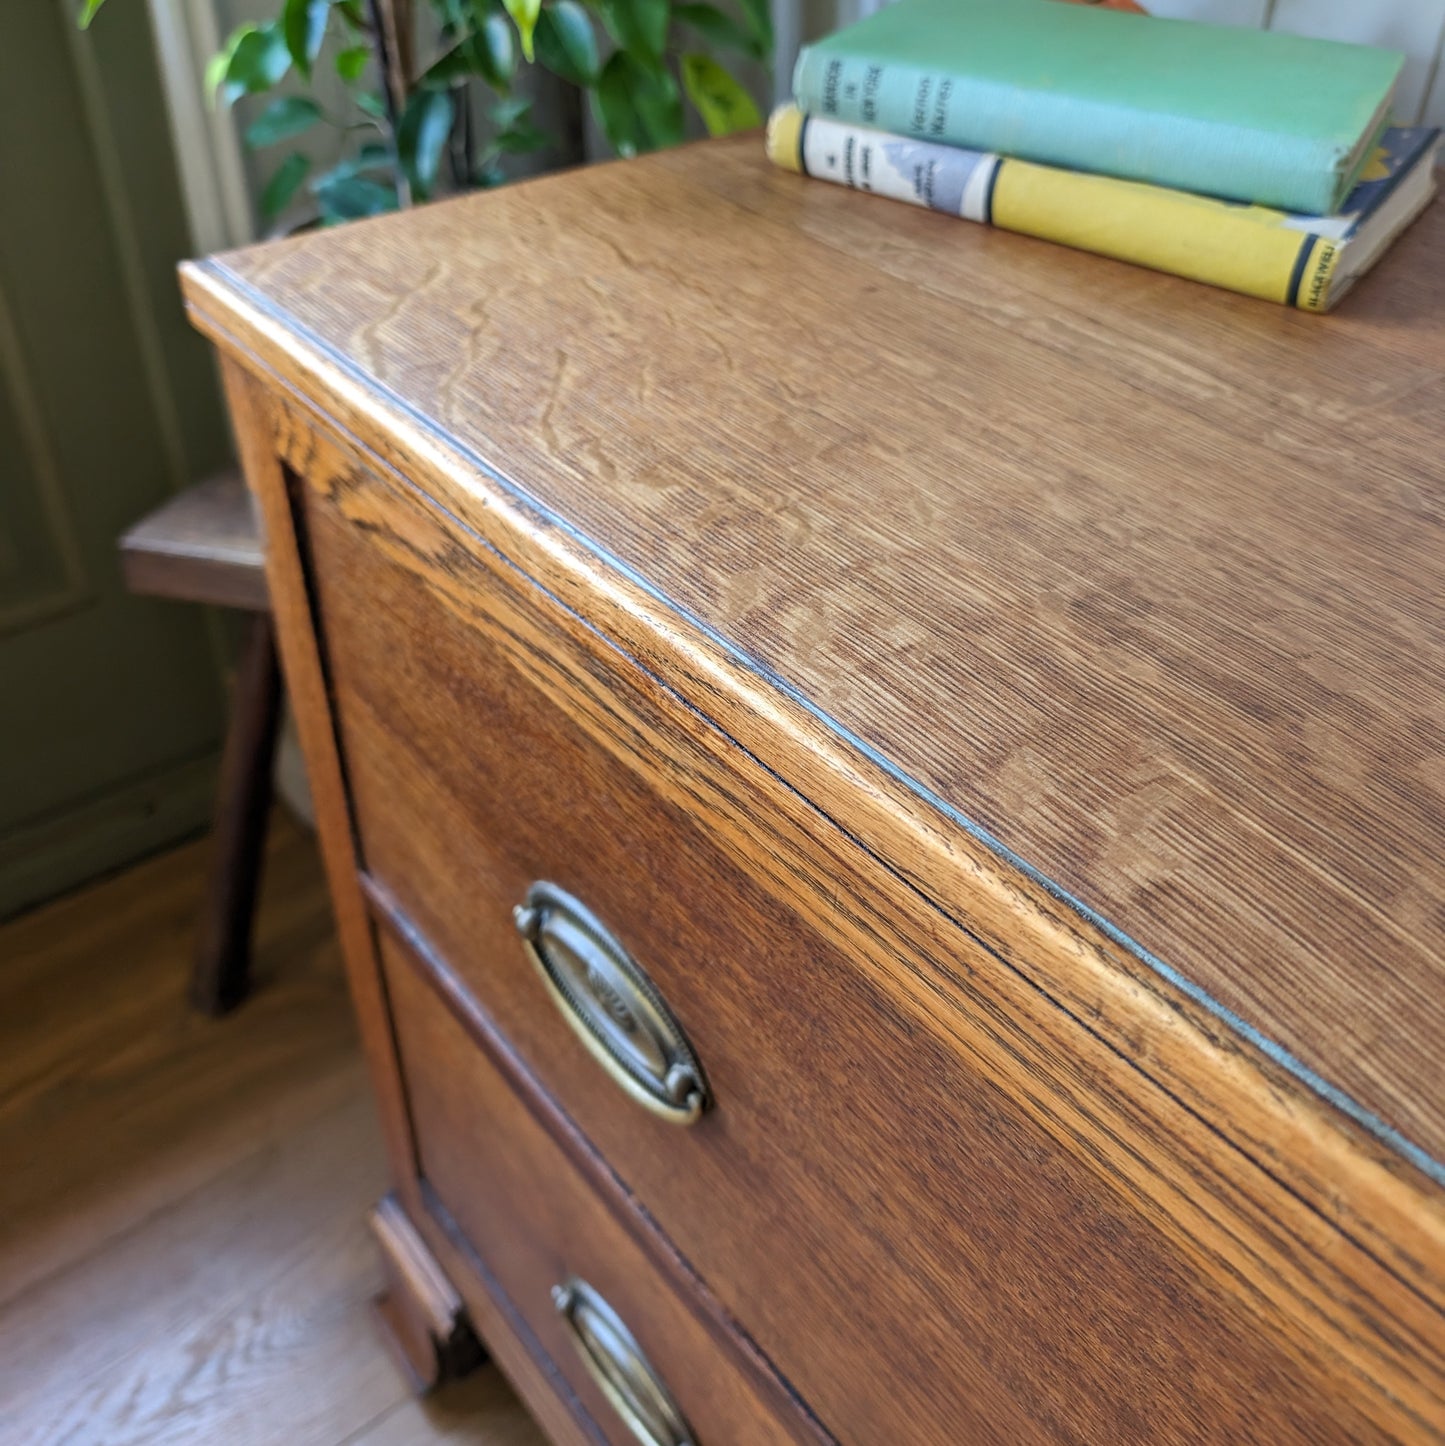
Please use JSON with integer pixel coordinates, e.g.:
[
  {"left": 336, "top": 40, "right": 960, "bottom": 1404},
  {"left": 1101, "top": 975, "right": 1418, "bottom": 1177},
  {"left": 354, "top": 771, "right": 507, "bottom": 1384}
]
[{"left": 80, "top": 0, "right": 769, "bottom": 225}]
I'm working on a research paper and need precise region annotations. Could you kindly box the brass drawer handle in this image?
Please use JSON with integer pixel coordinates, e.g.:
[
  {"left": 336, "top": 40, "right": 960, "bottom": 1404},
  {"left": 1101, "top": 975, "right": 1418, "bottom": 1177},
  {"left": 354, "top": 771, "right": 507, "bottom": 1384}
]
[
  {"left": 514, "top": 882, "right": 709, "bottom": 1125},
  {"left": 552, "top": 1278, "right": 696, "bottom": 1446}
]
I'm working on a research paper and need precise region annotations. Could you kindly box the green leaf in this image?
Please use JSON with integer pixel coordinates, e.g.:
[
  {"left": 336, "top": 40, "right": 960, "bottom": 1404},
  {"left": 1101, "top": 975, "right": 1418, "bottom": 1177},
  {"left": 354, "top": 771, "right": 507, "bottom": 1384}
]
[
  {"left": 628, "top": 57, "right": 685, "bottom": 148},
  {"left": 207, "top": 25, "right": 251, "bottom": 105},
  {"left": 490, "top": 95, "right": 531, "bottom": 127},
  {"left": 396, "top": 87, "right": 455, "bottom": 200},
  {"left": 495, "top": 120, "right": 550, "bottom": 153},
  {"left": 282, "top": 0, "right": 328, "bottom": 77},
  {"left": 681, "top": 53, "right": 760, "bottom": 136},
  {"left": 336, "top": 0, "right": 368, "bottom": 29},
  {"left": 594, "top": 0, "right": 668, "bottom": 65},
  {"left": 205, "top": 48, "right": 235, "bottom": 105},
  {"left": 77, "top": 0, "right": 107, "bottom": 30},
  {"left": 673, "top": 3, "right": 762, "bottom": 59},
  {"left": 502, "top": 0, "right": 541, "bottom": 62},
  {"left": 534, "top": 2, "right": 598, "bottom": 86},
  {"left": 735, "top": 0, "right": 772, "bottom": 55},
  {"left": 224, "top": 23, "right": 292, "bottom": 96},
  {"left": 593, "top": 56, "right": 644, "bottom": 158},
  {"left": 422, "top": 43, "right": 467, "bottom": 86},
  {"left": 335, "top": 44, "right": 370, "bottom": 82},
  {"left": 425, "top": 17, "right": 515, "bottom": 90},
  {"left": 261, "top": 152, "right": 311, "bottom": 217},
  {"left": 244, "top": 96, "right": 322, "bottom": 148},
  {"left": 592, "top": 50, "right": 683, "bottom": 158},
  {"left": 475, "top": 13, "right": 517, "bottom": 86},
  {"left": 356, "top": 89, "right": 388, "bottom": 119},
  {"left": 313, "top": 172, "right": 400, "bottom": 223},
  {"left": 316, "top": 141, "right": 393, "bottom": 183}
]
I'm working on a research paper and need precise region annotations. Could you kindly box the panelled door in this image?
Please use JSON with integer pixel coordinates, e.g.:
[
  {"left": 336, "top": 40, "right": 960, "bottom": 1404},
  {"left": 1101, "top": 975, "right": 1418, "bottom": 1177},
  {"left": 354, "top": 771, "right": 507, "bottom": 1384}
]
[{"left": 0, "top": 0, "right": 234, "bottom": 917}]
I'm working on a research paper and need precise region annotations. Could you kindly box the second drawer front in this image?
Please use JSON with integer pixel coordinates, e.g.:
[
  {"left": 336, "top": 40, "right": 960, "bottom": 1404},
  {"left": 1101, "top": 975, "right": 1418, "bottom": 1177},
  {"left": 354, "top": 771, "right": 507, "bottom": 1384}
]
[
  {"left": 299, "top": 454, "right": 1380, "bottom": 1443},
  {"left": 381, "top": 931, "right": 816, "bottom": 1446}
]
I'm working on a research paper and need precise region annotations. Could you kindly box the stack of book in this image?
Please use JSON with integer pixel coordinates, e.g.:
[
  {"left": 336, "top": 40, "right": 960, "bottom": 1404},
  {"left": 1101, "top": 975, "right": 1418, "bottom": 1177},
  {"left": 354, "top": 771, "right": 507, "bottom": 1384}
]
[{"left": 767, "top": 0, "right": 1440, "bottom": 311}]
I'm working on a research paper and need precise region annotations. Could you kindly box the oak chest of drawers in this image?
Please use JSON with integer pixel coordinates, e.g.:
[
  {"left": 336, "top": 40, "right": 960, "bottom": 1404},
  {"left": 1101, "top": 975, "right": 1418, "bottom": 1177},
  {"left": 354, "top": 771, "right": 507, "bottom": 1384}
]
[{"left": 184, "top": 137, "right": 1445, "bottom": 1443}]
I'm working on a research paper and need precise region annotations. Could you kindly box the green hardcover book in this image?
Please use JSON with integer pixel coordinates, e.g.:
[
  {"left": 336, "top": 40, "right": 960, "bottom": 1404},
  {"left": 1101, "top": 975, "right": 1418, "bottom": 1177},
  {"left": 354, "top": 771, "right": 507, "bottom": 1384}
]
[{"left": 792, "top": 0, "right": 1403, "bottom": 214}]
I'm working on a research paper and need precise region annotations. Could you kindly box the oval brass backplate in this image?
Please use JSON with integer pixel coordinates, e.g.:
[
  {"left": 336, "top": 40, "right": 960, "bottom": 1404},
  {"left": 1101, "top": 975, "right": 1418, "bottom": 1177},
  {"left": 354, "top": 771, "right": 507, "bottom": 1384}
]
[
  {"left": 514, "top": 882, "right": 710, "bottom": 1125},
  {"left": 552, "top": 1278, "right": 697, "bottom": 1446}
]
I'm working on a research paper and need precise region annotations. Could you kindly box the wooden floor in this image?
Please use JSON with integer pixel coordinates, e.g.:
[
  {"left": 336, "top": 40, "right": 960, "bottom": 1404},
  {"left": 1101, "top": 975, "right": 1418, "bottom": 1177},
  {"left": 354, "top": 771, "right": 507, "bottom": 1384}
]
[{"left": 0, "top": 814, "right": 545, "bottom": 1446}]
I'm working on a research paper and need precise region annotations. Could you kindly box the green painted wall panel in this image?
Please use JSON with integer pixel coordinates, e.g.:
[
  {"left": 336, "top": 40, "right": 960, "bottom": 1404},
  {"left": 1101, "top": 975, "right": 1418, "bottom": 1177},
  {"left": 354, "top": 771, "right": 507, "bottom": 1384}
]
[{"left": 0, "top": 1, "right": 235, "bottom": 916}]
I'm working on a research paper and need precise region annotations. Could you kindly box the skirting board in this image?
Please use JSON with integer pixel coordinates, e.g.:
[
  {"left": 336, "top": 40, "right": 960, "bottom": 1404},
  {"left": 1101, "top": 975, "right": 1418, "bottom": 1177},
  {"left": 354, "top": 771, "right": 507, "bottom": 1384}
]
[{"left": 0, "top": 750, "right": 218, "bottom": 920}]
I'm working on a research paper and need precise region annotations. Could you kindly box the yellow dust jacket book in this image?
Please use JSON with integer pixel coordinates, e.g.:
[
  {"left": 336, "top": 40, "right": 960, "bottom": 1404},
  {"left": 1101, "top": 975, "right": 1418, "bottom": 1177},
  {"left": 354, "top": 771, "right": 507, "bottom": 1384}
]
[{"left": 767, "top": 105, "right": 1438, "bottom": 311}]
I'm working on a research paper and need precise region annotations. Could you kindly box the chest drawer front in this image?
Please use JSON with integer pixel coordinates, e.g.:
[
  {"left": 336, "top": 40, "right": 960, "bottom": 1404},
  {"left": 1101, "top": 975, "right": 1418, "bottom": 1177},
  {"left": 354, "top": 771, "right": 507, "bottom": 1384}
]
[
  {"left": 378, "top": 930, "right": 815, "bottom": 1446},
  {"left": 296, "top": 454, "right": 1393, "bottom": 1443}
]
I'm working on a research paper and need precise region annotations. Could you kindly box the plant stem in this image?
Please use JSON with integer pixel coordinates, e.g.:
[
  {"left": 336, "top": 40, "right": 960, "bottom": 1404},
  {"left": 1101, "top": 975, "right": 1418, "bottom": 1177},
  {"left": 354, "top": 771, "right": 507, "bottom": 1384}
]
[
  {"left": 446, "top": 83, "right": 467, "bottom": 188},
  {"left": 366, "top": 0, "right": 413, "bottom": 206}
]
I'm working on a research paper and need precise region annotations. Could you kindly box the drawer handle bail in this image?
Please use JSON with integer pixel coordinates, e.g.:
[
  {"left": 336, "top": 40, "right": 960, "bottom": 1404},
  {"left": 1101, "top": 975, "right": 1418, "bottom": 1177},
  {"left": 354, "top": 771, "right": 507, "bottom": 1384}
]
[
  {"left": 552, "top": 1277, "right": 697, "bottom": 1446},
  {"left": 514, "top": 881, "right": 710, "bottom": 1125}
]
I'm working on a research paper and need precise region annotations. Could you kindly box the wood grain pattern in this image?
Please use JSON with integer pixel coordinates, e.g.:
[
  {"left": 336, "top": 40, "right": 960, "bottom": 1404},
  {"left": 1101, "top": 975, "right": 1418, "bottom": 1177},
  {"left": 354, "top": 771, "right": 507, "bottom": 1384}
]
[
  {"left": 371, "top": 1193, "right": 486, "bottom": 1393},
  {"left": 183, "top": 141, "right": 1445, "bottom": 1443},
  {"left": 0, "top": 814, "right": 543, "bottom": 1446},
  {"left": 119, "top": 470, "right": 268, "bottom": 612},
  {"left": 219, "top": 357, "right": 422, "bottom": 1203},
  {"left": 184, "top": 180, "right": 1445, "bottom": 1293},
  {"left": 178, "top": 139, "right": 1445, "bottom": 1298},
  {"left": 291, "top": 416, "right": 1440, "bottom": 1440},
  {"left": 407, "top": 1203, "right": 602, "bottom": 1446},
  {"left": 0, "top": 816, "right": 342, "bottom": 1308},
  {"left": 349, "top": 1378, "right": 550, "bottom": 1446},
  {"left": 220, "top": 361, "right": 612, "bottom": 1445},
  {"left": 379, "top": 931, "right": 829, "bottom": 1446}
]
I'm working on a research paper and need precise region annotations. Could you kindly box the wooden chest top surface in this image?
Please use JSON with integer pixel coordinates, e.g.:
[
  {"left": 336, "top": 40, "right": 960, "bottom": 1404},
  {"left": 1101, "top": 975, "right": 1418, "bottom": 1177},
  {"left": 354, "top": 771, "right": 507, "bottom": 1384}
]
[{"left": 184, "top": 136, "right": 1445, "bottom": 1184}]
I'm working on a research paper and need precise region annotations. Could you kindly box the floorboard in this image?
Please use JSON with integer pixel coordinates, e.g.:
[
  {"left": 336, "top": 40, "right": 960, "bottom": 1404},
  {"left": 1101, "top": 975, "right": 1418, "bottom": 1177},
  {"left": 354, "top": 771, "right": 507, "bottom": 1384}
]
[{"left": 0, "top": 813, "right": 545, "bottom": 1446}]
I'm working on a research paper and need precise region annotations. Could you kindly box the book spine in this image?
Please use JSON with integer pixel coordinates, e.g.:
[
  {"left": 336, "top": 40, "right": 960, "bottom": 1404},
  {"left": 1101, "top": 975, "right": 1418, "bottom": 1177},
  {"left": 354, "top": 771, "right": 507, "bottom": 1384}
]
[
  {"left": 768, "top": 106, "right": 1002, "bottom": 222},
  {"left": 791, "top": 48, "right": 1341, "bottom": 214},
  {"left": 992, "top": 157, "right": 1342, "bottom": 309},
  {"left": 767, "top": 109, "right": 1344, "bottom": 310}
]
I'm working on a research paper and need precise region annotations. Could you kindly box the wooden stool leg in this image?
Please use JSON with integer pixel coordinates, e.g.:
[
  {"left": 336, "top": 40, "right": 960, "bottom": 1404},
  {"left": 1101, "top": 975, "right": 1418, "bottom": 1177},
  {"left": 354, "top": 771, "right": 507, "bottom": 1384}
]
[{"left": 191, "top": 613, "right": 282, "bottom": 1015}]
